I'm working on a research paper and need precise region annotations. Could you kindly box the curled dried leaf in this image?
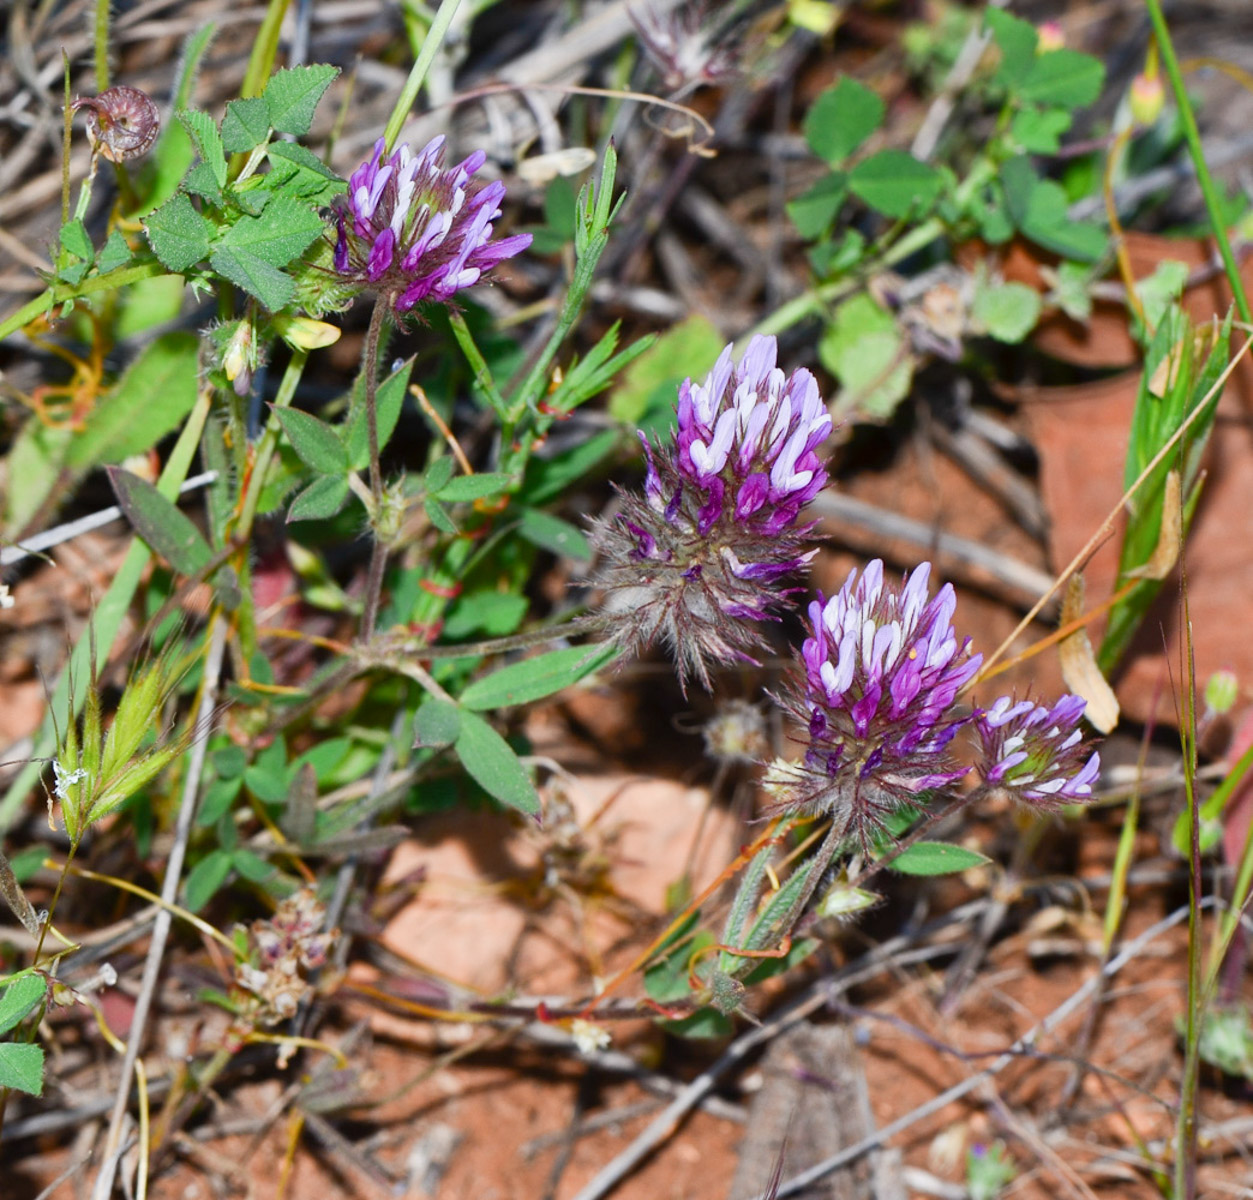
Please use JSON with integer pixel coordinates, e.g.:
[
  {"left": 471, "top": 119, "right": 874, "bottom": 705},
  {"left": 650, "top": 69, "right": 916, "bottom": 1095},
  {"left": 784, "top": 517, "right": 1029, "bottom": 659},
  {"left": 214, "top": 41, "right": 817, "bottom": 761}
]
[
  {"left": 1059, "top": 574, "right": 1119, "bottom": 733},
  {"left": 1126, "top": 468, "right": 1184, "bottom": 582},
  {"left": 72, "top": 86, "right": 160, "bottom": 162}
]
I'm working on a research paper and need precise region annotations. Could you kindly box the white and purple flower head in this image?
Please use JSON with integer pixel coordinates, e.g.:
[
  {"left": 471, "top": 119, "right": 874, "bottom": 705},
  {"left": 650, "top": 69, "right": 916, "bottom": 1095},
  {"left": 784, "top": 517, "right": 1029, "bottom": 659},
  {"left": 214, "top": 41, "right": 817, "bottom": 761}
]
[
  {"left": 769, "top": 560, "right": 982, "bottom": 845},
  {"left": 768, "top": 559, "right": 1100, "bottom": 845},
  {"left": 333, "top": 135, "right": 531, "bottom": 315},
  {"left": 977, "top": 694, "right": 1101, "bottom": 809},
  {"left": 593, "top": 335, "right": 832, "bottom": 693}
]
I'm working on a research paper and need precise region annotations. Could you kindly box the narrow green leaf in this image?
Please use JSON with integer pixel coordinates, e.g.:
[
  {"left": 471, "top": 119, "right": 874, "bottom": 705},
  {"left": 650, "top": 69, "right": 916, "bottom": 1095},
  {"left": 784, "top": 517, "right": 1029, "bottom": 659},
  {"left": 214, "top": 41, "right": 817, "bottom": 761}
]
[
  {"left": 461, "top": 644, "right": 618, "bottom": 711},
  {"left": 59, "top": 218, "right": 93, "bottom": 261},
  {"left": 68, "top": 332, "right": 200, "bottom": 469},
  {"left": 183, "top": 848, "right": 234, "bottom": 911},
  {"left": 209, "top": 245, "right": 294, "bottom": 310},
  {"left": 424, "top": 456, "right": 455, "bottom": 494},
  {"left": 889, "top": 841, "right": 990, "bottom": 876},
  {"left": 107, "top": 467, "right": 213, "bottom": 576},
  {"left": 0, "top": 972, "right": 47, "bottom": 1036},
  {"left": 287, "top": 475, "right": 350, "bottom": 522},
  {"left": 518, "top": 430, "right": 618, "bottom": 505},
  {"left": 232, "top": 848, "right": 274, "bottom": 882},
  {"left": 803, "top": 77, "right": 885, "bottom": 165},
  {"left": 144, "top": 193, "right": 212, "bottom": 272},
  {"left": 221, "top": 96, "right": 271, "bottom": 152},
  {"left": 453, "top": 711, "right": 539, "bottom": 816},
  {"left": 0, "top": 1041, "right": 44, "bottom": 1095},
  {"left": 274, "top": 406, "right": 348, "bottom": 474},
  {"left": 435, "top": 473, "right": 512, "bottom": 502},
  {"left": 849, "top": 150, "right": 943, "bottom": 220},
  {"left": 516, "top": 508, "right": 592, "bottom": 561},
  {"left": 610, "top": 314, "right": 723, "bottom": 425},
  {"left": 262, "top": 64, "right": 339, "bottom": 136},
  {"left": 413, "top": 699, "right": 461, "bottom": 749},
  {"left": 345, "top": 358, "right": 413, "bottom": 470},
  {"left": 178, "top": 108, "right": 227, "bottom": 188}
]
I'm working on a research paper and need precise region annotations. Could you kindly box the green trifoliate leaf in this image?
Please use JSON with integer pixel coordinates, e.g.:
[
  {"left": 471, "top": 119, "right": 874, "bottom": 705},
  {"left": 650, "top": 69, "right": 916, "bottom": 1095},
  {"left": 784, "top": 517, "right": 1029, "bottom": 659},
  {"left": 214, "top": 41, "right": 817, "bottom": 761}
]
[
  {"left": 849, "top": 150, "right": 943, "bottom": 219},
  {"left": 144, "top": 193, "right": 213, "bottom": 272},
  {"left": 178, "top": 108, "right": 227, "bottom": 188},
  {"left": 219, "top": 195, "right": 324, "bottom": 267},
  {"left": 803, "top": 76, "right": 885, "bottom": 165},
  {"left": 262, "top": 64, "right": 339, "bottom": 137},
  {"left": 221, "top": 96, "right": 271, "bottom": 153}
]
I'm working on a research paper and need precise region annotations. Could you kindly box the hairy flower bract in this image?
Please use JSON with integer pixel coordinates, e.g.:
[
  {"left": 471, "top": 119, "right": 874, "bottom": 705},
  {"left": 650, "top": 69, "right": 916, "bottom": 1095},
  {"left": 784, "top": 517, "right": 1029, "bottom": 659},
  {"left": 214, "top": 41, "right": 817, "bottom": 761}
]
[
  {"left": 592, "top": 334, "right": 832, "bottom": 692},
  {"left": 334, "top": 135, "right": 531, "bottom": 315}
]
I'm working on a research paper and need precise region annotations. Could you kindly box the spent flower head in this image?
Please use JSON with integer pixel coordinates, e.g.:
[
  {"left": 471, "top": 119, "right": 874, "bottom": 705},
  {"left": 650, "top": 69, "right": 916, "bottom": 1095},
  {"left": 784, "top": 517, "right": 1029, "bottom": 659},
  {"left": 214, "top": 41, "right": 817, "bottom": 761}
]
[
  {"left": 976, "top": 694, "right": 1100, "bottom": 809},
  {"left": 766, "top": 559, "right": 982, "bottom": 846},
  {"left": 630, "top": 1, "right": 739, "bottom": 94},
  {"left": 333, "top": 135, "right": 531, "bottom": 316},
  {"left": 592, "top": 334, "right": 832, "bottom": 692}
]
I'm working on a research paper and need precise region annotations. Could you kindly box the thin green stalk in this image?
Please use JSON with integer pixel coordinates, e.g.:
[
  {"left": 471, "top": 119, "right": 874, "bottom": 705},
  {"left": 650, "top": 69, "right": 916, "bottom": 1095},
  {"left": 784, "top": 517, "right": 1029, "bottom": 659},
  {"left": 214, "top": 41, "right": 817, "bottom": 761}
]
[
  {"left": 93, "top": 0, "right": 110, "bottom": 90},
  {"left": 0, "top": 262, "right": 167, "bottom": 341},
  {"left": 382, "top": 0, "right": 464, "bottom": 153},
  {"left": 62, "top": 53, "right": 72, "bottom": 223},
  {"left": 1143, "top": 0, "right": 1252, "bottom": 326},
  {"left": 747, "top": 216, "right": 946, "bottom": 342},
  {"left": 240, "top": 0, "right": 292, "bottom": 100},
  {"left": 448, "top": 311, "right": 507, "bottom": 419},
  {"left": 235, "top": 347, "right": 310, "bottom": 539},
  {"left": 359, "top": 295, "right": 390, "bottom": 642},
  {"left": 1176, "top": 620, "right": 1201, "bottom": 1200}
]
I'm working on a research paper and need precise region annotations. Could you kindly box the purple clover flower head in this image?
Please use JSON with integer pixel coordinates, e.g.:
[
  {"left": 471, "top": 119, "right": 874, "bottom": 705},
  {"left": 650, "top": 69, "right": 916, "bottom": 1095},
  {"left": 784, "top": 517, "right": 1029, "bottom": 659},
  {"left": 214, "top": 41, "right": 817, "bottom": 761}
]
[
  {"left": 592, "top": 335, "right": 832, "bottom": 694},
  {"left": 333, "top": 136, "right": 531, "bottom": 316},
  {"left": 768, "top": 559, "right": 982, "bottom": 847},
  {"left": 977, "top": 694, "right": 1100, "bottom": 809}
]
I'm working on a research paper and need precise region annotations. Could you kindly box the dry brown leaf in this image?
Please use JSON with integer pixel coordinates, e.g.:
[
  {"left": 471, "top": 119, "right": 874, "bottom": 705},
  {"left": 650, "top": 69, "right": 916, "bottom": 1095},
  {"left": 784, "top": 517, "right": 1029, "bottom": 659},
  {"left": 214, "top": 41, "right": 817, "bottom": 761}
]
[
  {"left": 1059, "top": 575, "right": 1120, "bottom": 732},
  {"left": 1125, "top": 468, "right": 1183, "bottom": 581}
]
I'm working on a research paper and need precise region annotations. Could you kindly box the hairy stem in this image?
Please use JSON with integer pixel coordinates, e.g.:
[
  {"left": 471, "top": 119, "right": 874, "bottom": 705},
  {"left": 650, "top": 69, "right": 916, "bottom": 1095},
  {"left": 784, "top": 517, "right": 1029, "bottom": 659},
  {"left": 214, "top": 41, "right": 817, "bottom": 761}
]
[{"left": 359, "top": 294, "right": 390, "bottom": 642}]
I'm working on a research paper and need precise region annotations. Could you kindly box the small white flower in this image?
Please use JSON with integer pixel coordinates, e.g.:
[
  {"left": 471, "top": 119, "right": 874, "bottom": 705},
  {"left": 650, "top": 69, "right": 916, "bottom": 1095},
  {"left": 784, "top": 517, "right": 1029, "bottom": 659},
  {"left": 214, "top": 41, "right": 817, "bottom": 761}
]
[
  {"left": 570, "top": 1018, "right": 611, "bottom": 1056},
  {"left": 0, "top": 584, "right": 13, "bottom": 609},
  {"left": 52, "top": 760, "right": 88, "bottom": 802}
]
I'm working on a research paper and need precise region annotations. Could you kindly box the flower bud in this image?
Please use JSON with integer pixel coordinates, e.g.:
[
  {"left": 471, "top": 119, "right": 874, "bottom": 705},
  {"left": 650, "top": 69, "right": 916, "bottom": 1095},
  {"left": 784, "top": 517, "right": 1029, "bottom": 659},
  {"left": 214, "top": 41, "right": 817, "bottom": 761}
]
[
  {"left": 1130, "top": 72, "right": 1165, "bottom": 127},
  {"left": 1036, "top": 22, "right": 1065, "bottom": 53}
]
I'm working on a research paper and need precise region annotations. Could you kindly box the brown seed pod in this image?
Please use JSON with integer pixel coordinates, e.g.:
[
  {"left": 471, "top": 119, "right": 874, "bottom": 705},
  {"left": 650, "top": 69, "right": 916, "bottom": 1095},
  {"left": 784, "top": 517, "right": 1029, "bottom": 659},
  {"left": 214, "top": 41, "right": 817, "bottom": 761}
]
[{"left": 71, "top": 85, "right": 160, "bottom": 162}]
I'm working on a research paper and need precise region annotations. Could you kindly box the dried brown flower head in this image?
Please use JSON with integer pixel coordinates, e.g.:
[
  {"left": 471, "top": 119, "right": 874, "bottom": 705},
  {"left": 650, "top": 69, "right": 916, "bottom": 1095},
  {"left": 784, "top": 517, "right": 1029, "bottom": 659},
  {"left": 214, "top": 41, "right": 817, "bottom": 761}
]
[{"left": 72, "top": 85, "right": 160, "bottom": 162}]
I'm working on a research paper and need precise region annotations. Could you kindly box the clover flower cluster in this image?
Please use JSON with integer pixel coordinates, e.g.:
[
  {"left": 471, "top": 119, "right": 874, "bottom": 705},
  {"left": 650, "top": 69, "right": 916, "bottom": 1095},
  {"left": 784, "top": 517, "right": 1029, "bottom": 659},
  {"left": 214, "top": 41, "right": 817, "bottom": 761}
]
[
  {"left": 766, "top": 559, "right": 1100, "bottom": 847},
  {"left": 234, "top": 889, "right": 336, "bottom": 1027},
  {"left": 333, "top": 135, "right": 531, "bottom": 316},
  {"left": 592, "top": 334, "right": 832, "bottom": 692}
]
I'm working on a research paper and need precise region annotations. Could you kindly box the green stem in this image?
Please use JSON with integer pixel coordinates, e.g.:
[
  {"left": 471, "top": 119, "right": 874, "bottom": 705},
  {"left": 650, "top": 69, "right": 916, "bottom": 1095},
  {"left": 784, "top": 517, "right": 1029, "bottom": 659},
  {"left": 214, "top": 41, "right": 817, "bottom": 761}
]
[
  {"left": 93, "top": 0, "right": 110, "bottom": 90},
  {"left": 240, "top": 0, "right": 292, "bottom": 100},
  {"left": 359, "top": 296, "right": 390, "bottom": 642},
  {"left": 1143, "top": 0, "right": 1252, "bottom": 326},
  {"left": 0, "top": 262, "right": 167, "bottom": 341},
  {"left": 382, "top": 0, "right": 465, "bottom": 153},
  {"left": 235, "top": 347, "right": 310, "bottom": 541},
  {"left": 448, "top": 311, "right": 507, "bottom": 419},
  {"left": 747, "top": 216, "right": 946, "bottom": 342}
]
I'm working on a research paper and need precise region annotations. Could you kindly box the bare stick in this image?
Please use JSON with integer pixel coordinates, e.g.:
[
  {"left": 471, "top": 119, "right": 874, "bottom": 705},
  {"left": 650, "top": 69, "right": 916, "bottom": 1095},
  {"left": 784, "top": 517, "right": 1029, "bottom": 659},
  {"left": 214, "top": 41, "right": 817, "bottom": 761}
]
[{"left": 92, "top": 617, "right": 227, "bottom": 1200}]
